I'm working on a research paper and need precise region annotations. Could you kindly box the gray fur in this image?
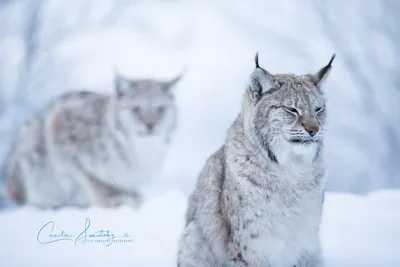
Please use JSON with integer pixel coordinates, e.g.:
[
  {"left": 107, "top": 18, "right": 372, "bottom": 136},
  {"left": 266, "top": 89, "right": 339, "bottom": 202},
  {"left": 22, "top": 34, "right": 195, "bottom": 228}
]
[
  {"left": 4, "top": 71, "right": 184, "bottom": 209},
  {"left": 177, "top": 54, "right": 334, "bottom": 267}
]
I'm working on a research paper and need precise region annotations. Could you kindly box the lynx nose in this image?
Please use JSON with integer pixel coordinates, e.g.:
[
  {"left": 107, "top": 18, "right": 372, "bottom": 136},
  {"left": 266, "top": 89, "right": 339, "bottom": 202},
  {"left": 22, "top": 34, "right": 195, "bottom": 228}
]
[
  {"left": 302, "top": 122, "right": 319, "bottom": 137},
  {"left": 145, "top": 121, "right": 156, "bottom": 131}
]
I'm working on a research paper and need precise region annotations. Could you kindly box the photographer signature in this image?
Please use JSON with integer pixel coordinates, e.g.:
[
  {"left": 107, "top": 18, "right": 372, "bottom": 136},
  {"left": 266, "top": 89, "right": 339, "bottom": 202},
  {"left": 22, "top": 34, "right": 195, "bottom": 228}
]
[{"left": 37, "top": 218, "right": 133, "bottom": 246}]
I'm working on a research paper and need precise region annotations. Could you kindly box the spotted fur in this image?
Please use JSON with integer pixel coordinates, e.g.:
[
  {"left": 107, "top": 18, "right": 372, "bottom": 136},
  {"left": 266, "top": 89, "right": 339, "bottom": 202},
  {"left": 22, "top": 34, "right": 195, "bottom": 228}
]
[
  {"left": 4, "top": 71, "right": 184, "bottom": 209},
  {"left": 177, "top": 54, "right": 335, "bottom": 267}
]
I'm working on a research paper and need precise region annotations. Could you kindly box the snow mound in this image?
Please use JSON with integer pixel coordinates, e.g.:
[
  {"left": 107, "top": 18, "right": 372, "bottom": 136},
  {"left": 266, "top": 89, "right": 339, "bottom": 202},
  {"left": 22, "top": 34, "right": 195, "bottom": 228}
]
[
  {"left": 0, "top": 190, "right": 399, "bottom": 267},
  {"left": 322, "top": 190, "right": 400, "bottom": 267},
  {"left": 0, "top": 190, "right": 187, "bottom": 267}
]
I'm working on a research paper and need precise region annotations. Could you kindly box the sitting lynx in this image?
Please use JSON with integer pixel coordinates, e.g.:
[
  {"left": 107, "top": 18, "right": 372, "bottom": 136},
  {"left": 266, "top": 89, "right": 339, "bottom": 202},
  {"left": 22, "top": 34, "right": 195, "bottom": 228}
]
[
  {"left": 177, "top": 54, "right": 335, "bottom": 267},
  {"left": 4, "top": 70, "right": 184, "bottom": 209}
]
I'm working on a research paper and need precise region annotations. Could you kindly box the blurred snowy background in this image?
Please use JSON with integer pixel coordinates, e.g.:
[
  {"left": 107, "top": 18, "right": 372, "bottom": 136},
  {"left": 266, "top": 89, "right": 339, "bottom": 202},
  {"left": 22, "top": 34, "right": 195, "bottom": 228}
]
[
  {"left": 1, "top": 0, "right": 400, "bottom": 202},
  {"left": 0, "top": 0, "right": 399, "bottom": 266}
]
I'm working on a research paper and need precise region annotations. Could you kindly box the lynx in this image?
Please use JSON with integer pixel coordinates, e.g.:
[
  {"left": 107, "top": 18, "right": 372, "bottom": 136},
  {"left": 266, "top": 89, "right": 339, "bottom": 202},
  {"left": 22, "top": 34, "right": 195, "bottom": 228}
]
[
  {"left": 4, "top": 70, "right": 184, "bottom": 209},
  {"left": 177, "top": 54, "right": 335, "bottom": 267}
]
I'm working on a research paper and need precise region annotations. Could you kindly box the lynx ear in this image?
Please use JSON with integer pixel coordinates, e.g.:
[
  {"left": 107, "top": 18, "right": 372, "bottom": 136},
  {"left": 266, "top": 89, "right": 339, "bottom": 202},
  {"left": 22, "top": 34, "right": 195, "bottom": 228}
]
[
  {"left": 164, "top": 67, "right": 187, "bottom": 91},
  {"left": 113, "top": 66, "right": 133, "bottom": 97},
  {"left": 312, "top": 54, "right": 336, "bottom": 87},
  {"left": 248, "top": 53, "right": 277, "bottom": 101},
  {"left": 114, "top": 75, "right": 133, "bottom": 97}
]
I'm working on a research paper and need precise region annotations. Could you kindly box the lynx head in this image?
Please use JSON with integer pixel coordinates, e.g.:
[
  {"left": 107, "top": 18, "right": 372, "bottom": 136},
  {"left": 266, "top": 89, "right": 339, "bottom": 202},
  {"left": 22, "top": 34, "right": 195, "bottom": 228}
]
[
  {"left": 244, "top": 53, "right": 335, "bottom": 164},
  {"left": 113, "top": 70, "right": 185, "bottom": 136}
]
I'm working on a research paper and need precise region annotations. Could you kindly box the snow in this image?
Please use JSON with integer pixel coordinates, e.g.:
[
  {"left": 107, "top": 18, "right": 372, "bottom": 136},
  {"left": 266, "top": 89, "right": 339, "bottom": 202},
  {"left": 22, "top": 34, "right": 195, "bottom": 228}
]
[
  {"left": 0, "top": 189, "right": 399, "bottom": 267},
  {"left": 321, "top": 190, "right": 400, "bottom": 267},
  {"left": 0, "top": 0, "right": 399, "bottom": 266}
]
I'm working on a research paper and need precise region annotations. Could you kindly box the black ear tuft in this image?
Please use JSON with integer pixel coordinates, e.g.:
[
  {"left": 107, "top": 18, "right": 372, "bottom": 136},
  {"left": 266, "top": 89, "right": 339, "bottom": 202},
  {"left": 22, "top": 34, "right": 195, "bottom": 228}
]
[
  {"left": 255, "top": 52, "right": 260, "bottom": 68},
  {"left": 328, "top": 53, "right": 336, "bottom": 67},
  {"left": 249, "top": 53, "right": 276, "bottom": 100},
  {"left": 313, "top": 53, "right": 336, "bottom": 87}
]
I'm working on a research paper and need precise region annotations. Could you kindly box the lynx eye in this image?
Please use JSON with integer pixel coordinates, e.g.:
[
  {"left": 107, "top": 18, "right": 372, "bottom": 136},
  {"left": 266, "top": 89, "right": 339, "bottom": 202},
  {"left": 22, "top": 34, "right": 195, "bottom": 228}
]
[
  {"left": 315, "top": 107, "right": 324, "bottom": 113},
  {"left": 282, "top": 106, "right": 298, "bottom": 114},
  {"left": 133, "top": 107, "right": 141, "bottom": 114},
  {"left": 157, "top": 106, "right": 166, "bottom": 115}
]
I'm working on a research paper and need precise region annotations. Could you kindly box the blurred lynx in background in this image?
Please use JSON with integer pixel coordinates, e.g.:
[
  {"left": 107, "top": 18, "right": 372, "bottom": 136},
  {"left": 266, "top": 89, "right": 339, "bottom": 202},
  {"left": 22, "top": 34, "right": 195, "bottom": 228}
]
[{"left": 3, "top": 70, "right": 184, "bottom": 209}]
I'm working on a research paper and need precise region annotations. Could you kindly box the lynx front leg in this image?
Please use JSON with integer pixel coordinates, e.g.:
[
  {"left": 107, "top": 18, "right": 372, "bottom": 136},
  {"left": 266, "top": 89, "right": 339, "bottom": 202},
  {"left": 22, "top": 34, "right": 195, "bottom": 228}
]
[
  {"left": 294, "top": 251, "right": 323, "bottom": 267},
  {"left": 73, "top": 161, "right": 142, "bottom": 208},
  {"left": 103, "top": 190, "right": 143, "bottom": 209},
  {"left": 226, "top": 242, "right": 250, "bottom": 267},
  {"left": 177, "top": 222, "right": 224, "bottom": 267},
  {"left": 85, "top": 175, "right": 143, "bottom": 209}
]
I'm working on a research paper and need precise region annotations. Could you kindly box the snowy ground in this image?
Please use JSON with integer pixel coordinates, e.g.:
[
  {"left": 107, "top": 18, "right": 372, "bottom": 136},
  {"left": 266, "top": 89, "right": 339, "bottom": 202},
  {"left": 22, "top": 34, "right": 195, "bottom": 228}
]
[
  {"left": 0, "top": 0, "right": 399, "bottom": 266},
  {"left": 0, "top": 189, "right": 399, "bottom": 267}
]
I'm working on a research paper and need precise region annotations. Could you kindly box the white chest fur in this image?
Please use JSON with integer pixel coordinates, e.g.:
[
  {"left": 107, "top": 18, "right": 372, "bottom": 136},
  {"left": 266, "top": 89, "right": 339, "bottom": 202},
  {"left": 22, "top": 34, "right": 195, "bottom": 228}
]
[
  {"left": 129, "top": 134, "right": 169, "bottom": 179},
  {"left": 270, "top": 137, "right": 319, "bottom": 167},
  {"left": 232, "top": 169, "right": 322, "bottom": 267},
  {"left": 243, "top": 195, "right": 320, "bottom": 266},
  {"left": 76, "top": 131, "right": 170, "bottom": 193}
]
